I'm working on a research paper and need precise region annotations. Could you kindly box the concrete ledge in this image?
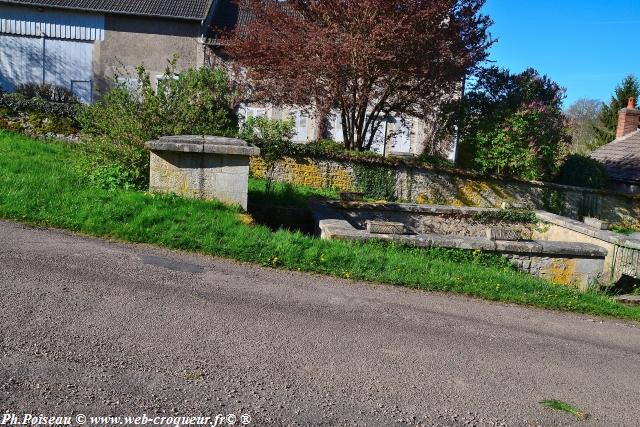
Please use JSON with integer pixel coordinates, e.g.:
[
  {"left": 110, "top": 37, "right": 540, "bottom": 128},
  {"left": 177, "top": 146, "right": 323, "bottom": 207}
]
[
  {"left": 312, "top": 202, "right": 607, "bottom": 290},
  {"left": 536, "top": 211, "right": 640, "bottom": 250},
  {"left": 146, "top": 135, "right": 260, "bottom": 157},
  {"left": 313, "top": 203, "right": 606, "bottom": 257},
  {"left": 328, "top": 201, "right": 495, "bottom": 216}
]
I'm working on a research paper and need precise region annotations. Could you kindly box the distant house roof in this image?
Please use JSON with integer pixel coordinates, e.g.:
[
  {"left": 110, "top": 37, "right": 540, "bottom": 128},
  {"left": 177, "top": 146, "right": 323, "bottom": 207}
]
[
  {"left": 0, "top": 0, "right": 215, "bottom": 20},
  {"left": 591, "top": 131, "right": 640, "bottom": 185}
]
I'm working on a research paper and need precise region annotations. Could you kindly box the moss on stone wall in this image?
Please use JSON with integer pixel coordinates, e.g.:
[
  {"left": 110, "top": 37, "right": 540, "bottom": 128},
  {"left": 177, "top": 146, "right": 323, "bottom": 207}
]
[
  {"left": 249, "top": 155, "right": 640, "bottom": 223},
  {"left": 250, "top": 156, "right": 354, "bottom": 191}
]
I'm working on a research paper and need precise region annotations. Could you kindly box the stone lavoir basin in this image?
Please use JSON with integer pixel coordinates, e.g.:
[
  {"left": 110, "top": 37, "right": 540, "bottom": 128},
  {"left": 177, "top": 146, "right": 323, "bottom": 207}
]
[
  {"left": 145, "top": 135, "right": 260, "bottom": 210},
  {"left": 310, "top": 201, "right": 640, "bottom": 291}
]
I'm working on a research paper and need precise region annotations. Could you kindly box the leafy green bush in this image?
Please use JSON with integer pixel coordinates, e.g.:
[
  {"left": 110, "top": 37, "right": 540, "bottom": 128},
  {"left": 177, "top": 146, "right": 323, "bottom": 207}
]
[
  {"left": 239, "top": 116, "right": 295, "bottom": 194},
  {"left": 291, "top": 139, "right": 345, "bottom": 157},
  {"left": 0, "top": 92, "right": 79, "bottom": 119},
  {"left": 542, "top": 187, "right": 566, "bottom": 215},
  {"left": 16, "top": 83, "right": 78, "bottom": 103},
  {"left": 416, "top": 152, "right": 454, "bottom": 168},
  {"left": 78, "top": 135, "right": 149, "bottom": 189},
  {"left": 78, "top": 62, "right": 239, "bottom": 189},
  {"left": 0, "top": 92, "right": 80, "bottom": 135},
  {"left": 459, "top": 67, "right": 570, "bottom": 180},
  {"left": 88, "top": 163, "right": 139, "bottom": 190},
  {"left": 554, "top": 154, "right": 609, "bottom": 189}
]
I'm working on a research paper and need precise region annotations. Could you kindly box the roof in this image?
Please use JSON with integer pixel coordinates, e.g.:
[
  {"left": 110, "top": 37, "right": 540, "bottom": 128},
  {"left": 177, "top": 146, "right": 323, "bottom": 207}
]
[
  {"left": 591, "top": 130, "right": 640, "bottom": 185},
  {"left": 0, "top": 0, "right": 215, "bottom": 20},
  {"left": 206, "top": 0, "right": 253, "bottom": 45}
]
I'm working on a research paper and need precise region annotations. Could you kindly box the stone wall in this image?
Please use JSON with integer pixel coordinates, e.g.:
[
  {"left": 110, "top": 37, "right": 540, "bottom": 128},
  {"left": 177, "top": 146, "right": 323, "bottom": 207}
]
[
  {"left": 311, "top": 201, "right": 607, "bottom": 290},
  {"left": 251, "top": 156, "right": 640, "bottom": 224},
  {"left": 534, "top": 211, "right": 640, "bottom": 283}
]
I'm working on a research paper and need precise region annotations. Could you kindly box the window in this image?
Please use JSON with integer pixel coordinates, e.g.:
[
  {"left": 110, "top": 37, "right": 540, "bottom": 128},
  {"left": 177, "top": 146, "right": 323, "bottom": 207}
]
[
  {"left": 292, "top": 110, "right": 309, "bottom": 142},
  {"left": 244, "top": 107, "right": 267, "bottom": 119},
  {"left": 155, "top": 74, "right": 179, "bottom": 94},
  {"left": 115, "top": 76, "right": 140, "bottom": 96}
]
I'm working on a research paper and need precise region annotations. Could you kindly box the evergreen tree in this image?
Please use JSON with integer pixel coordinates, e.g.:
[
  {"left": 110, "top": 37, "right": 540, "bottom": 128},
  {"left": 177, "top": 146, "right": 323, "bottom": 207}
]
[{"left": 594, "top": 75, "right": 639, "bottom": 144}]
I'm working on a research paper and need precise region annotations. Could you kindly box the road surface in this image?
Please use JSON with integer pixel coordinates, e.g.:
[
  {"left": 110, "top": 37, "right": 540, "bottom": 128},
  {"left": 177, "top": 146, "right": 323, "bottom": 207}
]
[{"left": 1, "top": 220, "right": 639, "bottom": 426}]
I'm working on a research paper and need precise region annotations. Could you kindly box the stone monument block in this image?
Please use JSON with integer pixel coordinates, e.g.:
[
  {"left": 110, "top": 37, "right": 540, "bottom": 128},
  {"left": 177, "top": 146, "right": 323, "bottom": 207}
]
[{"left": 145, "top": 135, "right": 260, "bottom": 210}]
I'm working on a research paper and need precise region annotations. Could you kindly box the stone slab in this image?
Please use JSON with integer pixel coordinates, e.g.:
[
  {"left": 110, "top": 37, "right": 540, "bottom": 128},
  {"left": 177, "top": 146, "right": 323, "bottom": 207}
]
[
  {"left": 613, "top": 294, "right": 640, "bottom": 305},
  {"left": 583, "top": 217, "right": 609, "bottom": 230},
  {"left": 486, "top": 227, "right": 522, "bottom": 241},
  {"left": 340, "top": 192, "right": 364, "bottom": 202},
  {"left": 536, "top": 210, "right": 640, "bottom": 249},
  {"left": 311, "top": 202, "right": 609, "bottom": 290},
  {"left": 366, "top": 221, "right": 405, "bottom": 235},
  {"left": 146, "top": 136, "right": 260, "bottom": 157},
  {"left": 160, "top": 135, "right": 249, "bottom": 146}
]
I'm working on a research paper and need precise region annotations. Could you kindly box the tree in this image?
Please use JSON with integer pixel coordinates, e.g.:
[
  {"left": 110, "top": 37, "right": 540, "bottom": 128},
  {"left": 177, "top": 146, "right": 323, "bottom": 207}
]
[
  {"left": 222, "top": 0, "right": 493, "bottom": 151},
  {"left": 565, "top": 98, "right": 603, "bottom": 154},
  {"left": 458, "top": 67, "right": 570, "bottom": 180},
  {"left": 594, "top": 74, "right": 639, "bottom": 145}
]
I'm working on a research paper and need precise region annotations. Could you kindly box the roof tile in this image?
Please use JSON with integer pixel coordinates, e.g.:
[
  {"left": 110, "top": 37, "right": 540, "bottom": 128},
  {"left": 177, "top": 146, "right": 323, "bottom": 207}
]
[
  {"left": 591, "top": 132, "right": 640, "bottom": 184},
  {"left": 0, "top": 0, "right": 214, "bottom": 20}
]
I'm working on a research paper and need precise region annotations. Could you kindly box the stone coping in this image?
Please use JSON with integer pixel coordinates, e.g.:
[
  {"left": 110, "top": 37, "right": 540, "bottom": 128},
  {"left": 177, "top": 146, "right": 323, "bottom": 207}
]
[
  {"left": 146, "top": 135, "right": 260, "bottom": 156},
  {"left": 312, "top": 202, "right": 607, "bottom": 258},
  {"left": 283, "top": 153, "right": 640, "bottom": 201},
  {"left": 535, "top": 211, "right": 640, "bottom": 250},
  {"left": 327, "top": 201, "right": 497, "bottom": 215}
]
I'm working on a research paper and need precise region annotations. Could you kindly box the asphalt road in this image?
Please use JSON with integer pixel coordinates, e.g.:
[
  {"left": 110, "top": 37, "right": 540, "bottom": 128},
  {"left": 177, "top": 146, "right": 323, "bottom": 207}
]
[{"left": 1, "top": 220, "right": 639, "bottom": 426}]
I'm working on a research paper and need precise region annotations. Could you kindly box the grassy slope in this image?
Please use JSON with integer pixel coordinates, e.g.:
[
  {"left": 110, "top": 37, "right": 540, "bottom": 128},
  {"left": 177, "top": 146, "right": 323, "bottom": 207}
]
[{"left": 1, "top": 131, "right": 639, "bottom": 321}]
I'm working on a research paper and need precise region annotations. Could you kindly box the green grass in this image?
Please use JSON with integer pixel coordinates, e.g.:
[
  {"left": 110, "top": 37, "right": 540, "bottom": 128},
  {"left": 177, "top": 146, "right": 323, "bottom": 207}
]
[
  {"left": 1, "top": 130, "right": 640, "bottom": 321},
  {"left": 610, "top": 224, "right": 639, "bottom": 236},
  {"left": 248, "top": 178, "right": 338, "bottom": 208},
  {"left": 540, "top": 400, "right": 589, "bottom": 420}
]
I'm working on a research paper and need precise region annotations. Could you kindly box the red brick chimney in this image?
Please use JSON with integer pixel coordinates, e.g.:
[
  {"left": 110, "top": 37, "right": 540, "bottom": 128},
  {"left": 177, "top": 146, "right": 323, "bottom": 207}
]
[{"left": 616, "top": 97, "right": 640, "bottom": 138}]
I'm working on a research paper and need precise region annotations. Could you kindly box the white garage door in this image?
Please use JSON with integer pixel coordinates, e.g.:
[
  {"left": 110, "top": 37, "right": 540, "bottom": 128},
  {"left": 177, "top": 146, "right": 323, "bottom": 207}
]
[
  {"left": 0, "top": 5, "right": 104, "bottom": 103},
  {"left": 0, "top": 34, "right": 94, "bottom": 103}
]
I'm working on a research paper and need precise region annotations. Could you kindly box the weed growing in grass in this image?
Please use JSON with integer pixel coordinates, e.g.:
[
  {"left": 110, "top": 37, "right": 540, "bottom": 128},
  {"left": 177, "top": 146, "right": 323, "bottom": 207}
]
[{"left": 1, "top": 131, "right": 640, "bottom": 321}]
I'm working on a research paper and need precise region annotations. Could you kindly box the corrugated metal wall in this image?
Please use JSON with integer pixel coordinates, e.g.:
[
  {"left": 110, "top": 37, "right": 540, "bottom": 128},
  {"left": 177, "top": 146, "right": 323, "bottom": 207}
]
[{"left": 0, "top": 4, "right": 104, "bottom": 41}]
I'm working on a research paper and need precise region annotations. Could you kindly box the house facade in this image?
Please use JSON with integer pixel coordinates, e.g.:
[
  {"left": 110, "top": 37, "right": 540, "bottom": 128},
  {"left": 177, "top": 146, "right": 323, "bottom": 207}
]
[
  {"left": 0, "top": 0, "right": 216, "bottom": 103},
  {"left": 0, "top": 0, "right": 456, "bottom": 157},
  {"left": 205, "top": 0, "right": 457, "bottom": 156},
  {"left": 591, "top": 98, "right": 640, "bottom": 194}
]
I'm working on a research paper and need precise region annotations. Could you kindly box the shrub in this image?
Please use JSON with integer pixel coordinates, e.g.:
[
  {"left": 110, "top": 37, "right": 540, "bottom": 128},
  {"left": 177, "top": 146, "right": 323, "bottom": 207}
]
[
  {"left": 554, "top": 154, "right": 609, "bottom": 189},
  {"left": 78, "top": 62, "right": 239, "bottom": 189},
  {"left": 542, "top": 187, "right": 566, "bottom": 215},
  {"left": 416, "top": 152, "right": 454, "bottom": 168},
  {"left": 0, "top": 92, "right": 79, "bottom": 119},
  {"left": 16, "top": 83, "right": 78, "bottom": 103},
  {"left": 77, "top": 135, "right": 149, "bottom": 189},
  {"left": 239, "top": 116, "right": 295, "bottom": 194},
  {"left": 459, "top": 67, "right": 570, "bottom": 180},
  {"left": 87, "top": 163, "right": 140, "bottom": 191},
  {"left": 0, "top": 93, "right": 80, "bottom": 136},
  {"left": 291, "top": 139, "right": 345, "bottom": 157}
]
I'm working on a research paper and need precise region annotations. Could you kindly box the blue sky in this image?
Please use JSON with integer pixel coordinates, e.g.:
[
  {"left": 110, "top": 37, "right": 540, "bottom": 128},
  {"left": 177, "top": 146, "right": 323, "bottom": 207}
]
[{"left": 482, "top": 0, "right": 640, "bottom": 107}]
